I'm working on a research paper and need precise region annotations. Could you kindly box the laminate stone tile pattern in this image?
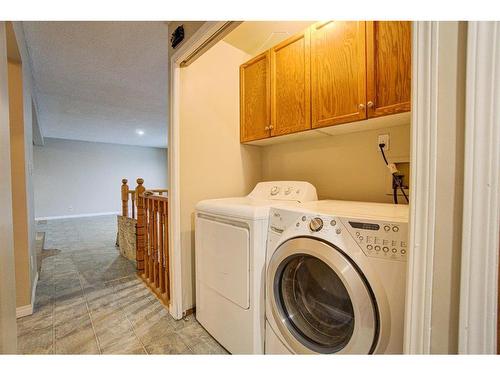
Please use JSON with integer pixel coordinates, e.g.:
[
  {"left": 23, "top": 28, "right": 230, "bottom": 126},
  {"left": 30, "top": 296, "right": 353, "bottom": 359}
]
[{"left": 17, "top": 215, "right": 228, "bottom": 355}]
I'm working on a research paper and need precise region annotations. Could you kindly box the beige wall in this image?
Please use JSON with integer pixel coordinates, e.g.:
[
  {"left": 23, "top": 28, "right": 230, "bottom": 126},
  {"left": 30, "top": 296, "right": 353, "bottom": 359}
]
[
  {"left": 0, "top": 21, "right": 17, "bottom": 354},
  {"left": 261, "top": 124, "right": 411, "bottom": 202},
  {"left": 429, "top": 21, "right": 467, "bottom": 354},
  {"left": 5, "top": 22, "right": 38, "bottom": 314},
  {"left": 179, "top": 40, "right": 262, "bottom": 310},
  {"left": 8, "top": 60, "right": 33, "bottom": 308},
  {"left": 13, "top": 22, "right": 38, "bottom": 315}
]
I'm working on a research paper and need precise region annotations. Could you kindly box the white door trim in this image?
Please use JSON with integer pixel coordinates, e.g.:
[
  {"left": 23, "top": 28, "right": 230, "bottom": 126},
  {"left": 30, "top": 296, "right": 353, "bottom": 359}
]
[
  {"left": 403, "top": 21, "right": 440, "bottom": 354},
  {"left": 458, "top": 21, "right": 500, "bottom": 354},
  {"left": 168, "top": 22, "right": 236, "bottom": 319}
]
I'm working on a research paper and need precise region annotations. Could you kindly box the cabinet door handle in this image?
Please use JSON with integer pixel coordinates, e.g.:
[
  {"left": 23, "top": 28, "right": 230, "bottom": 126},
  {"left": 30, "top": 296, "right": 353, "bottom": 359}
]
[
  {"left": 359, "top": 103, "right": 365, "bottom": 110},
  {"left": 269, "top": 125, "right": 274, "bottom": 130},
  {"left": 367, "top": 101, "right": 374, "bottom": 108},
  {"left": 265, "top": 126, "right": 270, "bottom": 131}
]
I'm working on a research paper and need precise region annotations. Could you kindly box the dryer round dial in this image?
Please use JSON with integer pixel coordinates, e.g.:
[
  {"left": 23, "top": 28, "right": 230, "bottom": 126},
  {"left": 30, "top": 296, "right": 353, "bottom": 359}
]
[
  {"left": 270, "top": 186, "right": 280, "bottom": 196},
  {"left": 309, "top": 217, "right": 324, "bottom": 232}
]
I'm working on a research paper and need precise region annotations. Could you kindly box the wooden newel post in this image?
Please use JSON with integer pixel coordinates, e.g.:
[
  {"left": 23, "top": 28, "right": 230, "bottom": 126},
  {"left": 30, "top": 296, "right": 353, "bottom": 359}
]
[
  {"left": 135, "top": 178, "right": 146, "bottom": 272},
  {"left": 121, "top": 179, "right": 129, "bottom": 217}
]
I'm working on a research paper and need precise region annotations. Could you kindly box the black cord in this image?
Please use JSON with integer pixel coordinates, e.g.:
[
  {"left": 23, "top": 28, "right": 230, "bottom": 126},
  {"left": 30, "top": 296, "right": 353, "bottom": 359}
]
[
  {"left": 380, "top": 145, "right": 390, "bottom": 165},
  {"left": 379, "top": 144, "right": 409, "bottom": 204},
  {"left": 397, "top": 176, "right": 409, "bottom": 203}
]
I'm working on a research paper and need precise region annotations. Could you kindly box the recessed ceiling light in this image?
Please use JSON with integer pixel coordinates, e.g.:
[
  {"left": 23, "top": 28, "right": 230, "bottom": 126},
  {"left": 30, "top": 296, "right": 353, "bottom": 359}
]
[{"left": 136, "top": 129, "right": 145, "bottom": 136}]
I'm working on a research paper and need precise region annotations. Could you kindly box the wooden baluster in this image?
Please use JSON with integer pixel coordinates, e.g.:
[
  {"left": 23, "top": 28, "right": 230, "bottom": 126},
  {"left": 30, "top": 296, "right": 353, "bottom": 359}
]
[
  {"left": 121, "top": 179, "right": 129, "bottom": 217},
  {"left": 131, "top": 191, "right": 136, "bottom": 219},
  {"left": 154, "top": 199, "right": 160, "bottom": 288},
  {"left": 144, "top": 196, "right": 149, "bottom": 281},
  {"left": 152, "top": 198, "right": 156, "bottom": 286},
  {"left": 158, "top": 201, "right": 165, "bottom": 295},
  {"left": 135, "top": 178, "right": 146, "bottom": 273},
  {"left": 164, "top": 199, "right": 170, "bottom": 302},
  {"left": 152, "top": 199, "right": 157, "bottom": 288},
  {"left": 149, "top": 197, "right": 154, "bottom": 284},
  {"left": 144, "top": 197, "right": 150, "bottom": 281}
]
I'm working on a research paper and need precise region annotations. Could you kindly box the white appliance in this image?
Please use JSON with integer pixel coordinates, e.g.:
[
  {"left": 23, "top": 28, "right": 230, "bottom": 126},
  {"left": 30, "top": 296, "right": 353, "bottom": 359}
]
[
  {"left": 265, "top": 200, "right": 408, "bottom": 354},
  {"left": 195, "top": 181, "right": 318, "bottom": 354}
]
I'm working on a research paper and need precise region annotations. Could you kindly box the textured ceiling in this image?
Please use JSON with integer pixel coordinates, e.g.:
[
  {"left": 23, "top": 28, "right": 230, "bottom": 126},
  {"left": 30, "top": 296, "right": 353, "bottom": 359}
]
[
  {"left": 224, "top": 21, "right": 314, "bottom": 56},
  {"left": 23, "top": 21, "right": 169, "bottom": 148}
]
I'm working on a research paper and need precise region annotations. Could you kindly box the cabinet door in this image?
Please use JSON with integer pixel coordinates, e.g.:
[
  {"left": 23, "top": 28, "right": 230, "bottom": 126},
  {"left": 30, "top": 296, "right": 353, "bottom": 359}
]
[
  {"left": 366, "top": 21, "right": 412, "bottom": 117},
  {"left": 270, "top": 30, "right": 311, "bottom": 136},
  {"left": 240, "top": 51, "right": 270, "bottom": 142},
  {"left": 311, "top": 21, "right": 367, "bottom": 128}
]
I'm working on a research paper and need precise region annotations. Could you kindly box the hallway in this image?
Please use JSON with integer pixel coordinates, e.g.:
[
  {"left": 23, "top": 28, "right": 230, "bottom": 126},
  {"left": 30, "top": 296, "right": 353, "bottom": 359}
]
[{"left": 17, "top": 215, "right": 227, "bottom": 354}]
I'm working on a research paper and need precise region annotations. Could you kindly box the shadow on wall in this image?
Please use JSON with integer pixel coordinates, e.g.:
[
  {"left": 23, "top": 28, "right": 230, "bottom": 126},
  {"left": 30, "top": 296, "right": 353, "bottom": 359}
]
[{"left": 260, "top": 123, "right": 411, "bottom": 203}]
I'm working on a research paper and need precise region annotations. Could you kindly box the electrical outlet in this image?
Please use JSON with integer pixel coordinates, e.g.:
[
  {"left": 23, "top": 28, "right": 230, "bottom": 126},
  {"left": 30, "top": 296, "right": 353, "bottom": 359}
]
[
  {"left": 378, "top": 134, "right": 390, "bottom": 151},
  {"left": 68, "top": 205, "right": 73, "bottom": 212}
]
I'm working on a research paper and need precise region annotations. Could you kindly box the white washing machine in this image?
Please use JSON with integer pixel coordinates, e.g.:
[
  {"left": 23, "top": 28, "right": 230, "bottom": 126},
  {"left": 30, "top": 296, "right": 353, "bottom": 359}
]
[
  {"left": 265, "top": 200, "right": 409, "bottom": 354},
  {"left": 194, "top": 181, "right": 317, "bottom": 354}
]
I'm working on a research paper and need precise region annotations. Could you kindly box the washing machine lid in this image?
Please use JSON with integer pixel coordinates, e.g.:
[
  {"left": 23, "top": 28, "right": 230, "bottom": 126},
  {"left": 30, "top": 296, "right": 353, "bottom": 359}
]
[
  {"left": 267, "top": 237, "right": 378, "bottom": 354},
  {"left": 196, "top": 197, "right": 298, "bottom": 220},
  {"left": 293, "top": 200, "right": 409, "bottom": 223}
]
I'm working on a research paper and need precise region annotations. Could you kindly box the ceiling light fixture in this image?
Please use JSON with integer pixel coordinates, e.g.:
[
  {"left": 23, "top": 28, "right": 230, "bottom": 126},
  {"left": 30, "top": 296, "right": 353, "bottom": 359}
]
[{"left": 136, "top": 129, "right": 145, "bottom": 136}]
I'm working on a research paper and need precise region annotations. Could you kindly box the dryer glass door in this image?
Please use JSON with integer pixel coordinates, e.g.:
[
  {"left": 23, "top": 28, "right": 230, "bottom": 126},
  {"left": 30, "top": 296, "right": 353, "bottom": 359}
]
[{"left": 278, "top": 255, "right": 354, "bottom": 353}]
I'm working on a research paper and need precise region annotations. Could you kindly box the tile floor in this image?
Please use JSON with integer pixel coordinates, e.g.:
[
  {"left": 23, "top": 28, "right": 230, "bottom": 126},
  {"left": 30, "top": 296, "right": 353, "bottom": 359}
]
[{"left": 17, "top": 215, "right": 228, "bottom": 355}]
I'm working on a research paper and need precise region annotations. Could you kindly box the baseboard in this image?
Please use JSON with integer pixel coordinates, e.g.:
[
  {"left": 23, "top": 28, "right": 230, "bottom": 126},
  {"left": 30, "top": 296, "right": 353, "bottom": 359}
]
[
  {"left": 16, "top": 304, "right": 33, "bottom": 318},
  {"left": 16, "top": 272, "right": 38, "bottom": 319},
  {"left": 35, "top": 211, "right": 120, "bottom": 221}
]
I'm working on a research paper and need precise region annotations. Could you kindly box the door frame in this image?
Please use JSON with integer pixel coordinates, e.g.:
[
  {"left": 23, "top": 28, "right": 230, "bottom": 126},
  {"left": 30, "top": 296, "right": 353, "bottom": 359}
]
[
  {"left": 405, "top": 20, "right": 500, "bottom": 354},
  {"left": 458, "top": 21, "right": 500, "bottom": 354},
  {"left": 403, "top": 21, "right": 440, "bottom": 354},
  {"left": 168, "top": 21, "right": 237, "bottom": 319}
]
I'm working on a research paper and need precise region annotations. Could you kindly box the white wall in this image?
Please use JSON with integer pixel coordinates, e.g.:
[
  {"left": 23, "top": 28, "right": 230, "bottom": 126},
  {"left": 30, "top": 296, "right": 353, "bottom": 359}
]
[{"left": 33, "top": 138, "right": 168, "bottom": 219}]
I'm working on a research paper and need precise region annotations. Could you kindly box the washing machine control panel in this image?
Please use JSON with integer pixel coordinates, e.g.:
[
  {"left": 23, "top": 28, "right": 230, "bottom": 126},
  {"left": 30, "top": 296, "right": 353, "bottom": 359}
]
[
  {"left": 344, "top": 219, "right": 408, "bottom": 262},
  {"left": 268, "top": 208, "right": 408, "bottom": 262}
]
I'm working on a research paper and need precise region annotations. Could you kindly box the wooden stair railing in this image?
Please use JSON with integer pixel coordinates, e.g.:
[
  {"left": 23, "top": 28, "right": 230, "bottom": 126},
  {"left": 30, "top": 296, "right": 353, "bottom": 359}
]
[
  {"left": 121, "top": 178, "right": 168, "bottom": 219},
  {"left": 136, "top": 192, "right": 170, "bottom": 305},
  {"left": 119, "top": 178, "right": 170, "bottom": 306}
]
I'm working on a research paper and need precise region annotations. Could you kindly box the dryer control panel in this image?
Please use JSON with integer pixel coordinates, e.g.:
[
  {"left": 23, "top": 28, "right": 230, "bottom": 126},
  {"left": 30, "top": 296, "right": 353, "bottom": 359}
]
[
  {"left": 342, "top": 219, "right": 408, "bottom": 262},
  {"left": 248, "top": 181, "right": 318, "bottom": 202}
]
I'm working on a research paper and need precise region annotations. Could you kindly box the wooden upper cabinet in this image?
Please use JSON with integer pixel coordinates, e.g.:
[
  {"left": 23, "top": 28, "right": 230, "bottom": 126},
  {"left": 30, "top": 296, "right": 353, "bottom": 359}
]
[
  {"left": 240, "top": 51, "right": 270, "bottom": 142},
  {"left": 366, "top": 21, "right": 412, "bottom": 117},
  {"left": 239, "top": 21, "right": 412, "bottom": 143},
  {"left": 270, "top": 30, "right": 311, "bottom": 136},
  {"left": 311, "top": 21, "right": 367, "bottom": 129}
]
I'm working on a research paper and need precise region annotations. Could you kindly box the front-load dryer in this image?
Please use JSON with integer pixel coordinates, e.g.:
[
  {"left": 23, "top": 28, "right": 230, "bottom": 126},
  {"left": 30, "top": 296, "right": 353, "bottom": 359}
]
[
  {"left": 265, "top": 200, "right": 409, "bottom": 354},
  {"left": 195, "top": 181, "right": 317, "bottom": 354}
]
